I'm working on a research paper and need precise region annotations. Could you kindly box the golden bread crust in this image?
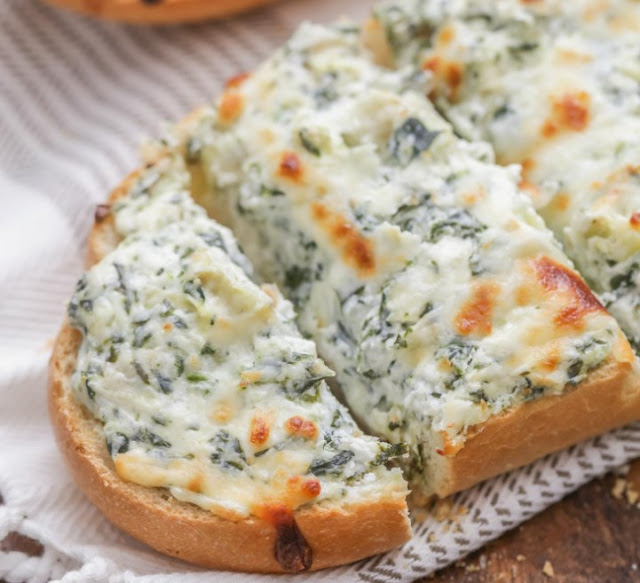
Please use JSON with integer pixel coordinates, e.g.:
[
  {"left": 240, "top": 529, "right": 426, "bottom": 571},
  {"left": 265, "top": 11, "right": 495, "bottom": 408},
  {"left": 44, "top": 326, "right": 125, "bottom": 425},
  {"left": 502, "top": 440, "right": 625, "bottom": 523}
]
[
  {"left": 43, "top": 0, "right": 280, "bottom": 24},
  {"left": 49, "top": 323, "right": 411, "bottom": 572},
  {"left": 431, "top": 356, "right": 640, "bottom": 497}
]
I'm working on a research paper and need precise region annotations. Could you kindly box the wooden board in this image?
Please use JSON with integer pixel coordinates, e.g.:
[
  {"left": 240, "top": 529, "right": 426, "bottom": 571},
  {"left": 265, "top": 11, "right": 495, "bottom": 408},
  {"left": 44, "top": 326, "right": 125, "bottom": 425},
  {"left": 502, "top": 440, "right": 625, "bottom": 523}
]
[
  {"left": 1, "top": 461, "right": 639, "bottom": 581},
  {"left": 426, "top": 459, "right": 640, "bottom": 583}
]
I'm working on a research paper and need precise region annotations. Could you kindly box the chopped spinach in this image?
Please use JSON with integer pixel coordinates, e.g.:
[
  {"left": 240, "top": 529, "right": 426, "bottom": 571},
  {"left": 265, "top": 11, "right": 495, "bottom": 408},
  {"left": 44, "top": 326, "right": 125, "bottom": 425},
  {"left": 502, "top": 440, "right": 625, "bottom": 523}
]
[
  {"left": 308, "top": 450, "right": 355, "bottom": 476},
  {"left": 299, "top": 129, "right": 321, "bottom": 156},
  {"left": 209, "top": 430, "right": 246, "bottom": 471},
  {"left": 174, "top": 355, "right": 185, "bottom": 377},
  {"left": 284, "top": 265, "right": 311, "bottom": 291},
  {"left": 106, "top": 432, "right": 129, "bottom": 456},
  {"left": 133, "top": 427, "right": 171, "bottom": 448},
  {"left": 107, "top": 344, "right": 119, "bottom": 363},
  {"left": 389, "top": 118, "right": 440, "bottom": 165},
  {"left": 133, "top": 362, "right": 150, "bottom": 385},
  {"left": 609, "top": 263, "right": 638, "bottom": 292},
  {"left": 133, "top": 326, "right": 152, "bottom": 348},
  {"left": 85, "top": 378, "right": 95, "bottom": 400},
  {"left": 435, "top": 339, "right": 478, "bottom": 390},
  {"left": 260, "top": 185, "right": 285, "bottom": 197},
  {"left": 566, "top": 359, "right": 583, "bottom": 384},
  {"left": 199, "top": 230, "right": 229, "bottom": 255},
  {"left": 200, "top": 343, "right": 216, "bottom": 356},
  {"left": 392, "top": 199, "right": 486, "bottom": 244},
  {"left": 373, "top": 442, "right": 408, "bottom": 466},
  {"left": 186, "top": 372, "right": 208, "bottom": 383},
  {"left": 113, "top": 262, "right": 132, "bottom": 313},
  {"left": 183, "top": 280, "right": 206, "bottom": 302},
  {"left": 153, "top": 370, "right": 173, "bottom": 394}
]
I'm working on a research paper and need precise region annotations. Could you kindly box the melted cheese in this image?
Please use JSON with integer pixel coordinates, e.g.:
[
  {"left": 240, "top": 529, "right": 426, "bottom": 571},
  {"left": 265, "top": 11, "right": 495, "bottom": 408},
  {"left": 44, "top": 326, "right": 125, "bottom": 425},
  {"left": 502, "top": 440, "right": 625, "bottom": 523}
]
[
  {"left": 374, "top": 0, "right": 640, "bottom": 350},
  {"left": 179, "top": 23, "right": 630, "bottom": 493},
  {"left": 68, "top": 160, "right": 406, "bottom": 518}
]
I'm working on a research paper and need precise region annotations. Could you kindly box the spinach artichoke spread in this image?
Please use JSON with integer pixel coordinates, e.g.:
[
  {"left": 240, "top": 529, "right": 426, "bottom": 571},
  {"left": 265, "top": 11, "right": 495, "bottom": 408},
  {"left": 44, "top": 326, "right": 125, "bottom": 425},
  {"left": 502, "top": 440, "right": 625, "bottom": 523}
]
[
  {"left": 174, "top": 23, "right": 632, "bottom": 494},
  {"left": 372, "top": 0, "right": 640, "bottom": 352},
  {"left": 68, "top": 154, "right": 406, "bottom": 518}
]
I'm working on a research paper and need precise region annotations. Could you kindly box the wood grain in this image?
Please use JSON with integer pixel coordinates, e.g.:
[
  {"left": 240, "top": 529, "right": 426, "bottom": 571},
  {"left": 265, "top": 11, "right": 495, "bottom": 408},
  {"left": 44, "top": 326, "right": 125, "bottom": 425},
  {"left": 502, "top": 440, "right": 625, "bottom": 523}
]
[{"left": 426, "top": 460, "right": 640, "bottom": 583}]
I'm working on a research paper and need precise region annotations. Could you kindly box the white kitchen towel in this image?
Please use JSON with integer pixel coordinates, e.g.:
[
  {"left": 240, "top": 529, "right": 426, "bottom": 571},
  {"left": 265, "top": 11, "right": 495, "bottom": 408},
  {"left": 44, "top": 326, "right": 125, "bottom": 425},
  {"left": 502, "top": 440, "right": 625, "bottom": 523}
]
[{"left": 0, "top": 1, "right": 638, "bottom": 582}]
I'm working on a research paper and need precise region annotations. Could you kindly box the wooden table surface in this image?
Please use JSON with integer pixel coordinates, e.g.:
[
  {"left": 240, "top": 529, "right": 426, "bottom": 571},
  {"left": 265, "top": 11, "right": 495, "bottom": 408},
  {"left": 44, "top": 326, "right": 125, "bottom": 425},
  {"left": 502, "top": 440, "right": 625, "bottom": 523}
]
[{"left": 2, "top": 461, "right": 639, "bottom": 582}]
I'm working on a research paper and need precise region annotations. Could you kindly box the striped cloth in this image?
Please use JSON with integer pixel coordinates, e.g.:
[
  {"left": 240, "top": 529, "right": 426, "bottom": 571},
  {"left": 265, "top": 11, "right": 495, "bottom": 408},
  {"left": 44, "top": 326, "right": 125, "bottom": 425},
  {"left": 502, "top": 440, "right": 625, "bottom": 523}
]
[{"left": 0, "top": 1, "right": 638, "bottom": 582}]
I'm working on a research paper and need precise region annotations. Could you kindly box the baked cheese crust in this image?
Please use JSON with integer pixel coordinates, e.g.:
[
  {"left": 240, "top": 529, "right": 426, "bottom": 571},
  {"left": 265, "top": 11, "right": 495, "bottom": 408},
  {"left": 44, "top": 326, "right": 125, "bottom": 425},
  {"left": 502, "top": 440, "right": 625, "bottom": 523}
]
[
  {"left": 173, "top": 23, "right": 635, "bottom": 495},
  {"left": 372, "top": 0, "right": 640, "bottom": 351},
  {"left": 66, "top": 152, "right": 409, "bottom": 569}
]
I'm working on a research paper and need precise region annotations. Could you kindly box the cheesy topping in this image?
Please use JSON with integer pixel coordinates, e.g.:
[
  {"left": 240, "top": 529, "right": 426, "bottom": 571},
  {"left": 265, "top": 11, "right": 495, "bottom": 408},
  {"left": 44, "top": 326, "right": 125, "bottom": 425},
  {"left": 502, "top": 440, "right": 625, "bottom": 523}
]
[
  {"left": 373, "top": 0, "right": 640, "bottom": 351},
  {"left": 179, "top": 24, "right": 630, "bottom": 493},
  {"left": 68, "top": 160, "right": 406, "bottom": 518}
]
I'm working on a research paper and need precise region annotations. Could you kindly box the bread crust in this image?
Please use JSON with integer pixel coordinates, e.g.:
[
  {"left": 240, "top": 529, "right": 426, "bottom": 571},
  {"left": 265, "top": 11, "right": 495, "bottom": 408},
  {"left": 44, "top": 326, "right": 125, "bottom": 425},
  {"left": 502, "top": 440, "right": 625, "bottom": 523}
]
[
  {"left": 49, "top": 323, "right": 411, "bottom": 572},
  {"left": 43, "top": 0, "right": 279, "bottom": 24},
  {"left": 427, "top": 355, "right": 640, "bottom": 498}
]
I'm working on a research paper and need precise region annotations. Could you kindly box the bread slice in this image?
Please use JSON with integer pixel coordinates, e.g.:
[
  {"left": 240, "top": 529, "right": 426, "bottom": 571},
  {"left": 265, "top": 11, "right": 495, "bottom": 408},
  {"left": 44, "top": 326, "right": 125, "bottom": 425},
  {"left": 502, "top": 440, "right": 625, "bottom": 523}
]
[
  {"left": 366, "top": 0, "right": 640, "bottom": 353},
  {"left": 50, "top": 325, "right": 410, "bottom": 572},
  {"left": 153, "top": 23, "right": 640, "bottom": 500},
  {"left": 43, "top": 0, "right": 279, "bottom": 24},
  {"left": 51, "top": 155, "right": 411, "bottom": 572}
]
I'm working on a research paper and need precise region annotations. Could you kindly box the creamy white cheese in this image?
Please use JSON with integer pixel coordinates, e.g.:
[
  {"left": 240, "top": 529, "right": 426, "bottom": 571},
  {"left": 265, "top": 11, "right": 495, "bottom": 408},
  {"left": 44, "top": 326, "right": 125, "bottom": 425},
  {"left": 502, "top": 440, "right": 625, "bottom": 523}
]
[
  {"left": 69, "top": 160, "right": 406, "bottom": 518},
  {"left": 374, "top": 0, "right": 640, "bottom": 351},
  {"left": 178, "top": 23, "right": 630, "bottom": 493}
]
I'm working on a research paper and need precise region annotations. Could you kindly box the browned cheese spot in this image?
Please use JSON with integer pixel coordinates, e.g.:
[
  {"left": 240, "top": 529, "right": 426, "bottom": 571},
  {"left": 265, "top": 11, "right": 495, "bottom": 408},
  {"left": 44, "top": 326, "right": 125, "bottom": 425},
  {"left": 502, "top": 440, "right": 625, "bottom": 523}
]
[
  {"left": 436, "top": 25, "right": 455, "bottom": 46},
  {"left": 422, "top": 55, "right": 464, "bottom": 101},
  {"left": 187, "top": 474, "right": 204, "bottom": 493},
  {"left": 541, "top": 91, "right": 590, "bottom": 138},
  {"left": 287, "top": 475, "right": 322, "bottom": 500},
  {"left": 249, "top": 415, "right": 270, "bottom": 447},
  {"left": 284, "top": 416, "right": 318, "bottom": 440},
  {"left": 455, "top": 283, "right": 499, "bottom": 337},
  {"left": 533, "top": 256, "right": 606, "bottom": 329},
  {"left": 257, "top": 503, "right": 312, "bottom": 572},
  {"left": 278, "top": 151, "right": 304, "bottom": 181},
  {"left": 218, "top": 91, "right": 244, "bottom": 124},
  {"left": 225, "top": 72, "right": 250, "bottom": 89},
  {"left": 310, "top": 201, "right": 376, "bottom": 276}
]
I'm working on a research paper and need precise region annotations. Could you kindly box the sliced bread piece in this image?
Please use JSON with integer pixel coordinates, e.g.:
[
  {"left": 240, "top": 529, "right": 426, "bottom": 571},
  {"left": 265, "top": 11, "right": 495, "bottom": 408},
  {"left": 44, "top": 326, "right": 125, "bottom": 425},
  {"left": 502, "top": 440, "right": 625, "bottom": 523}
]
[
  {"left": 165, "top": 22, "right": 640, "bottom": 498},
  {"left": 51, "top": 156, "right": 410, "bottom": 572}
]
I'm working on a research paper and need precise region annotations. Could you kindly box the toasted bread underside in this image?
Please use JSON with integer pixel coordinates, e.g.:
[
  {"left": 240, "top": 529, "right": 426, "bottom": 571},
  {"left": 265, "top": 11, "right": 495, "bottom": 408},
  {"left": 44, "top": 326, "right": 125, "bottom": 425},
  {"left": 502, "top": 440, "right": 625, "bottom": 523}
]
[
  {"left": 43, "top": 0, "right": 279, "bottom": 24},
  {"left": 88, "top": 117, "right": 640, "bottom": 502},
  {"left": 49, "top": 323, "right": 411, "bottom": 572}
]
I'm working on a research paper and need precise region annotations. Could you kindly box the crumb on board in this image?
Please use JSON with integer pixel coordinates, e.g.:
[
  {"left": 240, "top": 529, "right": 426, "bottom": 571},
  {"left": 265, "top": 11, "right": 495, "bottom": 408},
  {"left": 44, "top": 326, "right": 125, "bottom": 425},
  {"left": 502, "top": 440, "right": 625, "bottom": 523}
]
[
  {"left": 542, "top": 560, "right": 555, "bottom": 578},
  {"left": 611, "top": 475, "right": 640, "bottom": 508},
  {"left": 431, "top": 498, "right": 469, "bottom": 523},
  {"left": 612, "top": 478, "right": 626, "bottom": 500},
  {"left": 433, "top": 498, "right": 454, "bottom": 522},
  {"left": 516, "top": 554, "right": 526, "bottom": 562}
]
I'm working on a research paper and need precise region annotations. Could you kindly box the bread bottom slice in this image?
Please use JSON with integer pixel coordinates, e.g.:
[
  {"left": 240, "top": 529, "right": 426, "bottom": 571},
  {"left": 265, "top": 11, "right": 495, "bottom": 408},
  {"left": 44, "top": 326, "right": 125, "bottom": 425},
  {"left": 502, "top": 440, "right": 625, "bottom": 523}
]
[
  {"left": 90, "top": 128, "right": 640, "bottom": 502},
  {"left": 419, "top": 359, "right": 640, "bottom": 499},
  {"left": 50, "top": 325, "right": 411, "bottom": 573}
]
